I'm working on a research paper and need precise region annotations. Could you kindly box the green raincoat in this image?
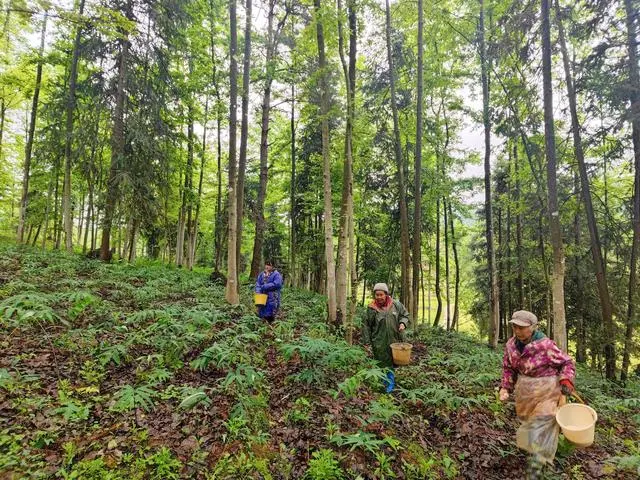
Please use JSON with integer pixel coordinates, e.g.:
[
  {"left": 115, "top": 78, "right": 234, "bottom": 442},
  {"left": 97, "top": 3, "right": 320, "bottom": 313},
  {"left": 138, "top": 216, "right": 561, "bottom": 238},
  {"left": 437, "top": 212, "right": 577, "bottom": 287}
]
[{"left": 361, "top": 296, "right": 409, "bottom": 368}]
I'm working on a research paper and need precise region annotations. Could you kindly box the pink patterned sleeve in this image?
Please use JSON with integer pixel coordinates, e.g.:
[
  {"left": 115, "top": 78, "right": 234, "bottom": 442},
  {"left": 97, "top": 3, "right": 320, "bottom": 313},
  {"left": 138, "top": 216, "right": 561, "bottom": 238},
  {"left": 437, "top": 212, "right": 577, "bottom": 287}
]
[
  {"left": 548, "top": 341, "right": 576, "bottom": 383},
  {"left": 501, "top": 348, "right": 516, "bottom": 391}
]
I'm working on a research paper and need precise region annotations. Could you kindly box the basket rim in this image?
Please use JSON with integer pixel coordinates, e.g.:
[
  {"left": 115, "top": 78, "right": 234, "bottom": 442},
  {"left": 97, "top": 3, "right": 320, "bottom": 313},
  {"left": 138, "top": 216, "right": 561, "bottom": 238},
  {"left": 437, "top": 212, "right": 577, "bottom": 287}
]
[{"left": 556, "top": 403, "right": 598, "bottom": 430}]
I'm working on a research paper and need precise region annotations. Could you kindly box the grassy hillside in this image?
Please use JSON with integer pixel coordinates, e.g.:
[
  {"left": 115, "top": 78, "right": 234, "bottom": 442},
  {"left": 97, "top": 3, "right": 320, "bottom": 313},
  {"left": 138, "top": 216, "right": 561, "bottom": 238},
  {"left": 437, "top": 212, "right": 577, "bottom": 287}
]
[{"left": 0, "top": 244, "right": 638, "bottom": 479}]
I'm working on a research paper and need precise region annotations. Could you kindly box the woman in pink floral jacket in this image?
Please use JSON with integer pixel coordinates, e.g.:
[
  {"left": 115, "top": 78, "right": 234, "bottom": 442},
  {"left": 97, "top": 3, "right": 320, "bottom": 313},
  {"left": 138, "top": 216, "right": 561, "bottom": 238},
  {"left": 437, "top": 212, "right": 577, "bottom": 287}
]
[{"left": 499, "top": 310, "right": 576, "bottom": 478}]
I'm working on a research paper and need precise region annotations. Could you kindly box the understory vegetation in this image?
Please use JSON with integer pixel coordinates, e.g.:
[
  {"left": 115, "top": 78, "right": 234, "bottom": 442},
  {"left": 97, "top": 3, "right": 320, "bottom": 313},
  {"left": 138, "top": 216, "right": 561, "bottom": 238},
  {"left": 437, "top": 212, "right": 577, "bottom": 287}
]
[{"left": 1, "top": 244, "right": 639, "bottom": 479}]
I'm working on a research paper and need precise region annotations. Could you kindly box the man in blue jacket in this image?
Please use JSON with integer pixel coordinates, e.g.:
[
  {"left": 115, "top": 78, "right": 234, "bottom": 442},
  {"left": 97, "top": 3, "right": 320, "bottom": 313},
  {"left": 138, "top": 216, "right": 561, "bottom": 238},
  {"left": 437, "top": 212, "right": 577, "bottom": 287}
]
[{"left": 254, "top": 260, "right": 283, "bottom": 323}]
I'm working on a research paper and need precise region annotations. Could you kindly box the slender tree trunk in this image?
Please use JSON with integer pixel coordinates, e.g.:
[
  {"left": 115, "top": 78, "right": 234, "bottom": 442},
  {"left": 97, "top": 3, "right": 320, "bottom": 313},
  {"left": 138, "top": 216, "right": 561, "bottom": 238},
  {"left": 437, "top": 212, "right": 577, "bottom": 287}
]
[
  {"left": 556, "top": 0, "right": 614, "bottom": 371},
  {"left": 385, "top": 0, "right": 411, "bottom": 309},
  {"left": 498, "top": 206, "right": 505, "bottom": 340},
  {"left": 444, "top": 197, "right": 451, "bottom": 330},
  {"left": 178, "top": 101, "right": 195, "bottom": 268},
  {"left": 336, "top": 0, "right": 356, "bottom": 333},
  {"left": 479, "top": 0, "right": 499, "bottom": 348},
  {"left": 345, "top": 0, "right": 358, "bottom": 340},
  {"left": 225, "top": 0, "right": 240, "bottom": 303},
  {"left": 31, "top": 223, "right": 41, "bottom": 247},
  {"left": 53, "top": 156, "right": 62, "bottom": 249},
  {"left": 235, "top": 0, "right": 252, "bottom": 273},
  {"left": 101, "top": 0, "right": 131, "bottom": 261},
  {"left": 290, "top": 79, "right": 297, "bottom": 287},
  {"left": 190, "top": 99, "right": 208, "bottom": 270},
  {"left": 0, "top": 98, "right": 5, "bottom": 161},
  {"left": 63, "top": 0, "right": 86, "bottom": 252},
  {"left": 573, "top": 171, "right": 587, "bottom": 363},
  {"left": 515, "top": 140, "right": 524, "bottom": 307},
  {"left": 186, "top": 139, "right": 195, "bottom": 269},
  {"left": 542, "top": 0, "right": 567, "bottom": 351},
  {"left": 209, "top": 4, "right": 224, "bottom": 274},
  {"left": 41, "top": 166, "right": 55, "bottom": 249},
  {"left": 77, "top": 191, "right": 85, "bottom": 243},
  {"left": 449, "top": 201, "right": 460, "bottom": 330},
  {"left": 434, "top": 197, "right": 443, "bottom": 327},
  {"left": 622, "top": 0, "right": 640, "bottom": 382},
  {"left": 314, "top": 0, "right": 337, "bottom": 323},
  {"left": 428, "top": 236, "right": 432, "bottom": 325},
  {"left": 289, "top": 107, "right": 297, "bottom": 286},
  {"left": 18, "top": 13, "right": 47, "bottom": 243},
  {"left": 412, "top": 0, "right": 424, "bottom": 323},
  {"left": 251, "top": 0, "right": 277, "bottom": 279},
  {"left": 506, "top": 186, "right": 512, "bottom": 328},
  {"left": 83, "top": 121, "right": 98, "bottom": 254},
  {"left": 84, "top": 183, "right": 93, "bottom": 253}
]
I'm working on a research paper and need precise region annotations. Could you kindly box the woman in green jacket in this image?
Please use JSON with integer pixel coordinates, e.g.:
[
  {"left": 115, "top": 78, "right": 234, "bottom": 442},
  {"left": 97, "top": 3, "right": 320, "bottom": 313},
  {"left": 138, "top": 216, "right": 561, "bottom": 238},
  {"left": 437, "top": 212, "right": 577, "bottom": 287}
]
[{"left": 361, "top": 283, "right": 409, "bottom": 392}]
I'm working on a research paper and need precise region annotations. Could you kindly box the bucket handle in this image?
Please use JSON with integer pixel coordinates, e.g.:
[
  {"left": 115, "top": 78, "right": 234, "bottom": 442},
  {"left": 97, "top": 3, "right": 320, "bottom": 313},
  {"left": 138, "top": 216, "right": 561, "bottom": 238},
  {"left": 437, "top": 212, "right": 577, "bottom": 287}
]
[{"left": 566, "top": 390, "right": 586, "bottom": 405}]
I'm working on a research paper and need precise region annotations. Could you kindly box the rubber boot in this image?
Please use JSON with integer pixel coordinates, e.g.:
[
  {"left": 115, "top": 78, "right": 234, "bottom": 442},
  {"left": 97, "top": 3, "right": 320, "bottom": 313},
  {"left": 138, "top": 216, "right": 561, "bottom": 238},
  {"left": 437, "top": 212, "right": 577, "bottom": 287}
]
[{"left": 384, "top": 370, "right": 395, "bottom": 393}]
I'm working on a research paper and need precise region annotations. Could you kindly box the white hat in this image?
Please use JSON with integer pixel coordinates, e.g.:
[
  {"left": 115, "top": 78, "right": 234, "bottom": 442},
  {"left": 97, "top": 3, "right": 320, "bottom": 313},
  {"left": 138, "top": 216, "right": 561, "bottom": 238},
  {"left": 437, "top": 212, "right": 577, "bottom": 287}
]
[
  {"left": 510, "top": 310, "right": 538, "bottom": 327},
  {"left": 372, "top": 283, "right": 389, "bottom": 294}
]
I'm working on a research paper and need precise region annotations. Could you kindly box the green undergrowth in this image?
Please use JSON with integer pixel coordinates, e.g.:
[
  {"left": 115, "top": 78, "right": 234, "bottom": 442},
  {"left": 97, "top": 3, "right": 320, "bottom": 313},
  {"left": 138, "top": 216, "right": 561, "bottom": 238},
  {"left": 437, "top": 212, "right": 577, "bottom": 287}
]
[{"left": 1, "top": 243, "right": 638, "bottom": 479}]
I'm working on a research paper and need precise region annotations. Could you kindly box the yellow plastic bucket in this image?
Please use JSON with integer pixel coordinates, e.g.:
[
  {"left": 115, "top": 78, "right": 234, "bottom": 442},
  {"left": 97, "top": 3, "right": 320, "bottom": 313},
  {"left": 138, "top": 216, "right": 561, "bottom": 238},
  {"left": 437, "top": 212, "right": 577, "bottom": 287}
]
[
  {"left": 254, "top": 293, "right": 268, "bottom": 306},
  {"left": 390, "top": 342, "right": 412, "bottom": 366},
  {"left": 556, "top": 403, "right": 597, "bottom": 447}
]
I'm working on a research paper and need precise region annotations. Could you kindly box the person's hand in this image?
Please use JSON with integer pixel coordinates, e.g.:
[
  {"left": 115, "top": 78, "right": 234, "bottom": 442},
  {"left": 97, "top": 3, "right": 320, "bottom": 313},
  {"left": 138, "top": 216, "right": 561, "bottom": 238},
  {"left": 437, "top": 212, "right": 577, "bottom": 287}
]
[
  {"left": 499, "top": 388, "right": 510, "bottom": 402},
  {"left": 399, "top": 323, "right": 406, "bottom": 332},
  {"left": 560, "top": 379, "right": 574, "bottom": 396},
  {"left": 255, "top": 287, "right": 262, "bottom": 294}
]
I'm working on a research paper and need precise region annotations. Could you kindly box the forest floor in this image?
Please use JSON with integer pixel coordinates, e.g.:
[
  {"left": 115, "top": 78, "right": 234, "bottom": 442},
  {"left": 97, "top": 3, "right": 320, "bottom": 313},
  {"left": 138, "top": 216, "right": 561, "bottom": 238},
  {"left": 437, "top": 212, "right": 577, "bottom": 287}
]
[{"left": 1, "top": 243, "right": 639, "bottom": 479}]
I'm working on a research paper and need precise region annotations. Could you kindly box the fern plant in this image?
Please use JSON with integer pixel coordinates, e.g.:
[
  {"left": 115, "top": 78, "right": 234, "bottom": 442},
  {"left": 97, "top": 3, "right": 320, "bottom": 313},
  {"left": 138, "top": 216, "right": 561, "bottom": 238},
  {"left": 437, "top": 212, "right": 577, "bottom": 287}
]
[
  {"left": 190, "top": 342, "right": 247, "bottom": 371},
  {"left": 97, "top": 342, "right": 129, "bottom": 367},
  {"left": 111, "top": 384, "right": 156, "bottom": 412},
  {"left": 305, "top": 449, "right": 345, "bottom": 480},
  {"left": 0, "top": 292, "right": 62, "bottom": 326}
]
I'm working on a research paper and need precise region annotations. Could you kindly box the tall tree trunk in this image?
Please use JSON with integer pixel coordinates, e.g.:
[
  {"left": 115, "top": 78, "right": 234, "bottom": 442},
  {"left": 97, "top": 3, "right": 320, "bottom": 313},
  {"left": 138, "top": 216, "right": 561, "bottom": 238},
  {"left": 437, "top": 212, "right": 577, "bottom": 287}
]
[
  {"left": 209, "top": 3, "right": 224, "bottom": 274},
  {"left": 235, "top": 0, "right": 252, "bottom": 273},
  {"left": 289, "top": 70, "right": 297, "bottom": 287},
  {"left": 314, "top": 0, "right": 337, "bottom": 323},
  {"left": 336, "top": 0, "right": 356, "bottom": 333},
  {"left": 186, "top": 140, "right": 194, "bottom": 269},
  {"left": 385, "top": 0, "right": 411, "bottom": 310},
  {"left": 345, "top": 0, "right": 358, "bottom": 341},
  {"left": 101, "top": 0, "right": 131, "bottom": 261},
  {"left": 541, "top": 0, "right": 567, "bottom": 351},
  {"left": 190, "top": 99, "right": 208, "bottom": 270},
  {"left": 63, "top": 0, "right": 86, "bottom": 252},
  {"left": 54, "top": 156, "right": 62, "bottom": 249},
  {"left": 434, "top": 197, "right": 443, "bottom": 327},
  {"left": 251, "top": 0, "right": 277, "bottom": 279},
  {"left": 412, "top": 0, "right": 424, "bottom": 323},
  {"left": 83, "top": 117, "right": 98, "bottom": 254},
  {"left": 178, "top": 101, "right": 195, "bottom": 268},
  {"left": 479, "top": 0, "right": 499, "bottom": 348},
  {"left": 18, "top": 12, "right": 47, "bottom": 243},
  {"left": 0, "top": 98, "right": 5, "bottom": 161},
  {"left": 622, "top": 0, "right": 640, "bottom": 382},
  {"left": 427, "top": 236, "right": 432, "bottom": 325},
  {"left": 444, "top": 197, "right": 451, "bottom": 330},
  {"left": 225, "top": 0, "right": 240, "bottom": 303},
  {"left": 556, "top": 0, "right": 614, "bottom": 372},
  {"left": 573, "top": 171, "right": 587, "bottom": 363},
  {"left": 449, "top": 201, "right": 460, "bottom": 330},
  {"left": 497, "top": 206, "right": 505, "bottom": 340},
  {"left": 515, "top": 139, "right": 524, "bottom": 307},
  {"left": 41, "top": 165, "right": 55, "bottom": 249},
  {"left": 77, "top": 191, "right": 84, "bottom": 242}
]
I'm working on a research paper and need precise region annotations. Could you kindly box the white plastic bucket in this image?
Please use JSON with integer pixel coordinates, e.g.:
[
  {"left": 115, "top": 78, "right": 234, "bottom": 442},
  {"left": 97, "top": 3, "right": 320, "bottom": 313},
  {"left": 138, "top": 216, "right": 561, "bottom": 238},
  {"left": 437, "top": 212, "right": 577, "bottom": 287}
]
[{"left": 556, "top": 403, "right": 597, "bottom": 447}]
